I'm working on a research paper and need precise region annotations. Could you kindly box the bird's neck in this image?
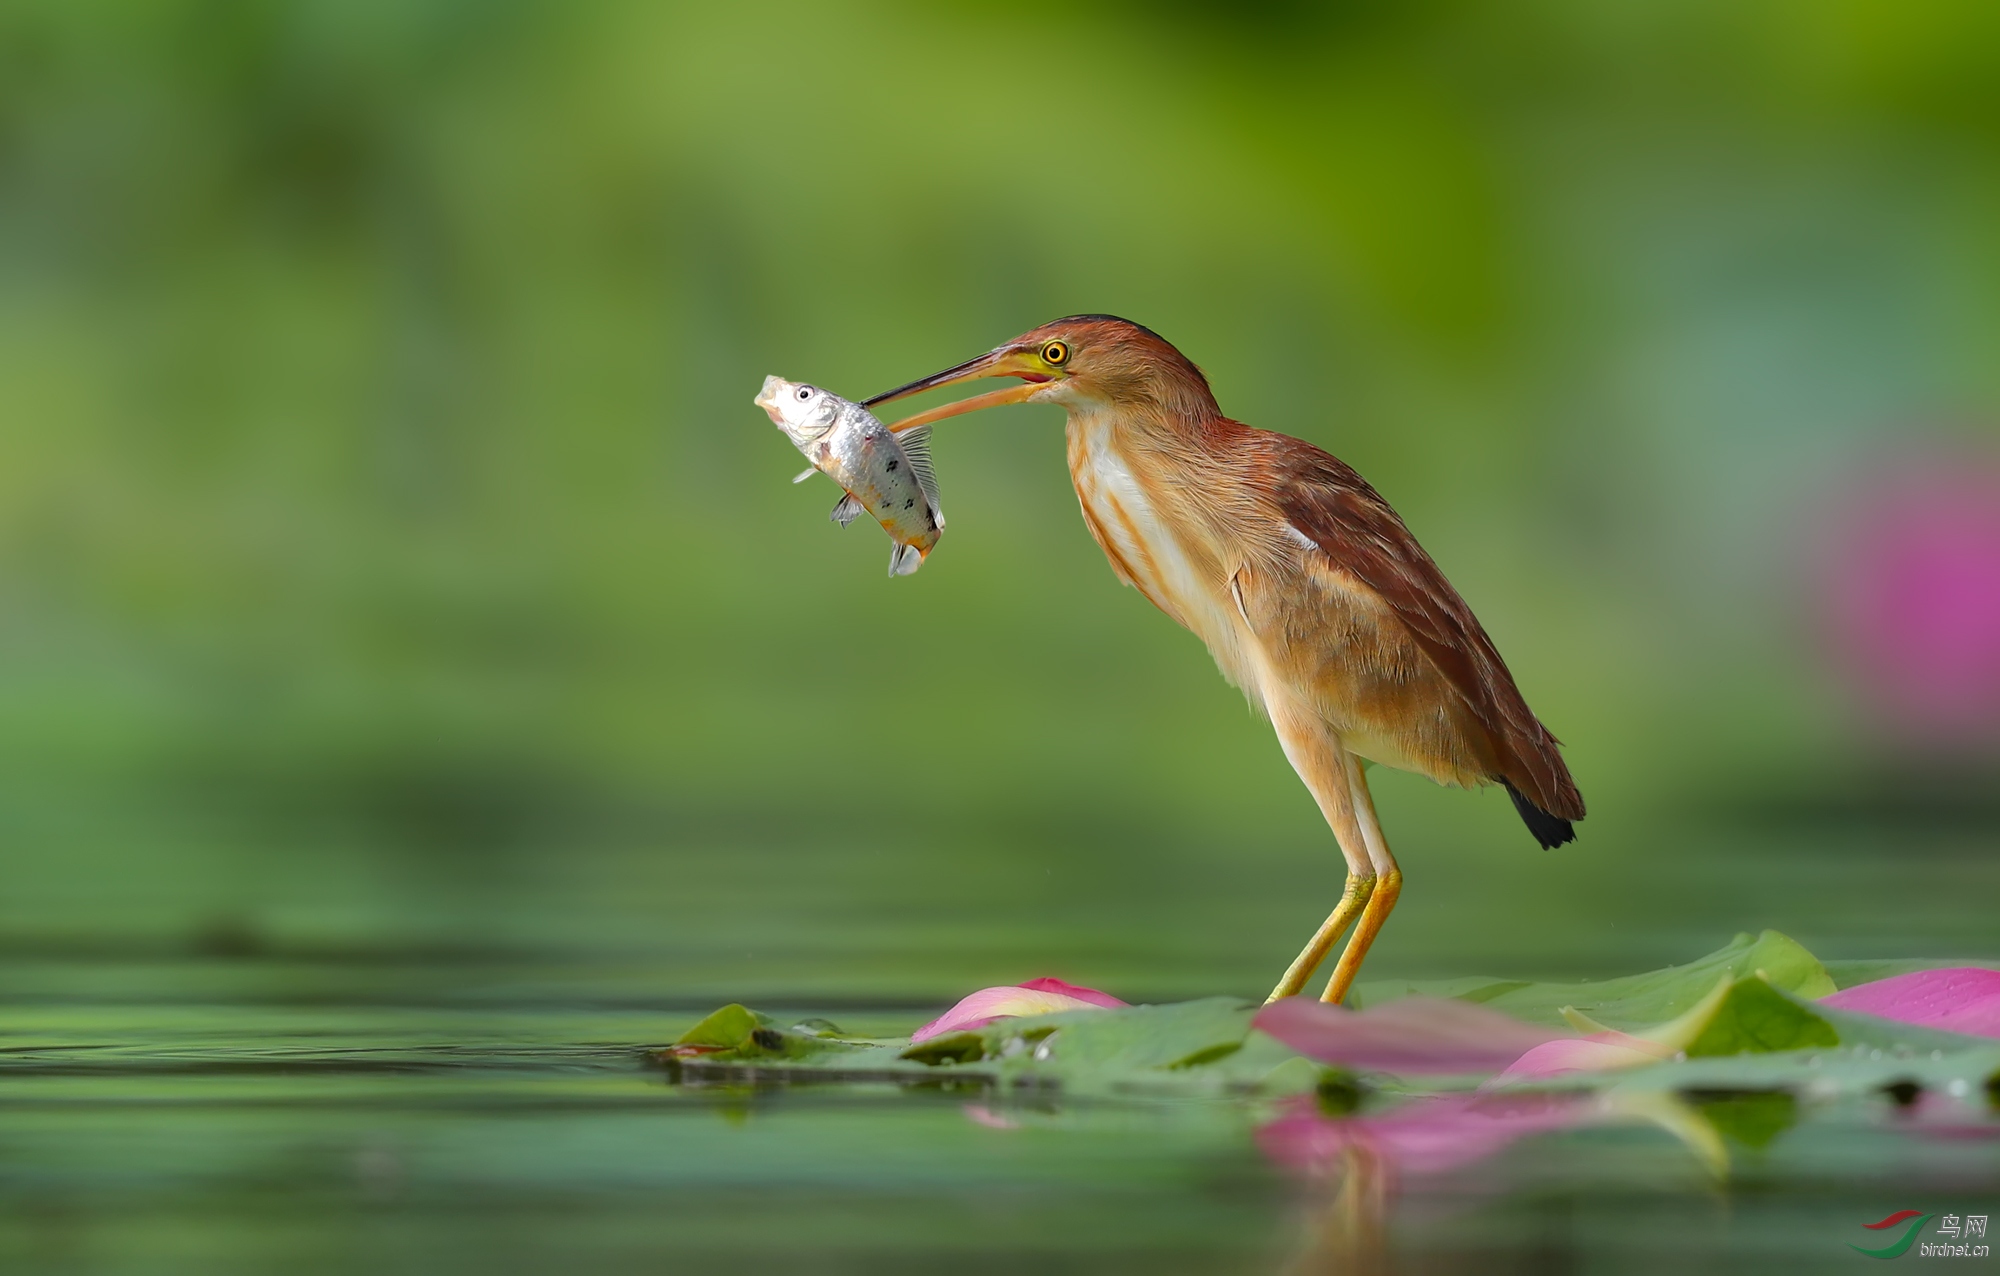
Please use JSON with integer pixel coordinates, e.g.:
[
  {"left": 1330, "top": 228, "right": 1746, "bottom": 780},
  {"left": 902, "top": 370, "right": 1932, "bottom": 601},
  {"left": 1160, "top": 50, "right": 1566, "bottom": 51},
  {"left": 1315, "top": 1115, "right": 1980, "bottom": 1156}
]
[
  {"left": 1060, "top": 393, "right": 1227, "bottom": 455},
  {"left": 1064, "top": 393, "right": 1237, "bottom": 572}
]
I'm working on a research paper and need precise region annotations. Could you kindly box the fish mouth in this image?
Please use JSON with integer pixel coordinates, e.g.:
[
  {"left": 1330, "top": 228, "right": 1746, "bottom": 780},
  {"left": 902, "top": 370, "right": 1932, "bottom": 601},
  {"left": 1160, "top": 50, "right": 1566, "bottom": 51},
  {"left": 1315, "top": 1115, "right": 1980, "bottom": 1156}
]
[
  {"left": 752, "top": 374, "right": 786, "bottom": 415},
  {"left": 863, "top": 347, "right": 1059, "bottom": 432}
]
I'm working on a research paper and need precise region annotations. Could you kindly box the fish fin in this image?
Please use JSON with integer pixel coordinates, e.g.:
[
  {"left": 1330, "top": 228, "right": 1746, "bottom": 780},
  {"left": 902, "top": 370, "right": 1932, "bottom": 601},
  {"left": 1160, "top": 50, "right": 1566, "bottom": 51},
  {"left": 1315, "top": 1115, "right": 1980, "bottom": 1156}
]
[
  {"left": 888, "top": 543, "right": 923, "bottom": 577},
  {"left": 792, "top": 467, "right": 816, "bottom": 484},
  {"left": 897, "top": 425, "right": 944, "bottom": 524},
  {"left": 829, "top": 493, "right": 864, "bottom": 526}
]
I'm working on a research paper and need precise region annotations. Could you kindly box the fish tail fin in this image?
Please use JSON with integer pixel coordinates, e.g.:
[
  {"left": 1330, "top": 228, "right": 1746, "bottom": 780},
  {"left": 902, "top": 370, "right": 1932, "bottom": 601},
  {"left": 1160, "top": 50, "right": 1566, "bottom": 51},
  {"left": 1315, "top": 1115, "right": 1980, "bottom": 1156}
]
[{"left": 888, "top": 543, "right": 923, "bottom": 577}]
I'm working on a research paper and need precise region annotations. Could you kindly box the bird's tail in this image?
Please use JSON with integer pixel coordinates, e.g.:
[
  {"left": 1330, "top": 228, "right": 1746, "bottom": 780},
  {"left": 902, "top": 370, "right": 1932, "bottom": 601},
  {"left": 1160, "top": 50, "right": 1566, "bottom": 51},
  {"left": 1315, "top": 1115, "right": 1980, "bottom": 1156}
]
[{"left": 1500, "top": 778, "right": 1577, "bottom": 849}]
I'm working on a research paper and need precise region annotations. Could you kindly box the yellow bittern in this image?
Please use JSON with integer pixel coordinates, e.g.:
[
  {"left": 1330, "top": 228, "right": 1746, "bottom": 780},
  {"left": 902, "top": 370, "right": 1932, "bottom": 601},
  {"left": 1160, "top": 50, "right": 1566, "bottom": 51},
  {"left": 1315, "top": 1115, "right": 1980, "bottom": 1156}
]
[{"left": 866, "top": 316, "right": 1584, "bottom": 1005}]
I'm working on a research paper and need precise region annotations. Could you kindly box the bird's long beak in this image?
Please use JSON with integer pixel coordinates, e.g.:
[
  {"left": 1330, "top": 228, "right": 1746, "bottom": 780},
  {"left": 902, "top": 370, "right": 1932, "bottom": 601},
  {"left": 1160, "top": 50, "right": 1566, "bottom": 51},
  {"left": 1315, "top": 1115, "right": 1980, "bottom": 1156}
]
[{"left": 863, "top": 347, "right": 1053, "bottom": 434}]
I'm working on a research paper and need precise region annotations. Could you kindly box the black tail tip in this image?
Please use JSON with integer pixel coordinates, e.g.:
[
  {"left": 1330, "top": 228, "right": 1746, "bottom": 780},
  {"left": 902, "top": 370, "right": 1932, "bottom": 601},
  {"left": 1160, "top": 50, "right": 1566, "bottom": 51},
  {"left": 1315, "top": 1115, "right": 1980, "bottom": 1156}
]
[{"left": 1502, "top": 779, "right": 1577, "bottom": 850}]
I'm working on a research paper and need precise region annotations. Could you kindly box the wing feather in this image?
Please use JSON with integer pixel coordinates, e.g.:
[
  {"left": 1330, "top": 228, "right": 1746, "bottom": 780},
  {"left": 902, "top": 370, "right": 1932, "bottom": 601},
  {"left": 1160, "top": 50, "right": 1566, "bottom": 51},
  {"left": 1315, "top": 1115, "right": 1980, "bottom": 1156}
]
[{"left": 1266, "top": 436, "right": 1584, "bottom": 821}]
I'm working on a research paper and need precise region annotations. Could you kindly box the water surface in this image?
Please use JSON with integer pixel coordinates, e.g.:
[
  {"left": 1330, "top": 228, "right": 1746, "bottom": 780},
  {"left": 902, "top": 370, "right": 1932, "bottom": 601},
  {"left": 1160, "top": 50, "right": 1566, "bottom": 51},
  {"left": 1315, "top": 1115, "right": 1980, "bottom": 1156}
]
[{"left": 2, "top": 956, "right": 1993, "bottom": 1274}]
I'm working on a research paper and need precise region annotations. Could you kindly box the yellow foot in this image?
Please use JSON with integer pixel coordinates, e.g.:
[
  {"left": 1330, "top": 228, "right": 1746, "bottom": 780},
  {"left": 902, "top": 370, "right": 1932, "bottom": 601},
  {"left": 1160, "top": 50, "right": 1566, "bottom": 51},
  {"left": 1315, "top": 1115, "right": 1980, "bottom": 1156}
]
[{"left": 1265, "top": 874, "right": 1375, "bottom": 1003}]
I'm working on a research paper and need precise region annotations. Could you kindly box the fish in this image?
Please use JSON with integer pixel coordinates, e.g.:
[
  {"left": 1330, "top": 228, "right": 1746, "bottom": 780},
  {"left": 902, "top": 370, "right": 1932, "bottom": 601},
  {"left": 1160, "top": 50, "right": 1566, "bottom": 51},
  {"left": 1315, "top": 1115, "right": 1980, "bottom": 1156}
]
[{"left": 754, "top": 375, "right": 944, "bottom": 577}]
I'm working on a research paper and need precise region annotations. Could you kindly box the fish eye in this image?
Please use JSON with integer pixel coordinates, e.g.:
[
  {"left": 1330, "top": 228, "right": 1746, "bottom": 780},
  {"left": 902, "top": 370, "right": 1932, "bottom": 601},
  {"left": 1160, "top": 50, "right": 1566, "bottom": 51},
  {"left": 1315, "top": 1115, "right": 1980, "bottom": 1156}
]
[
  {"left": 794, "top": 386, "right": 813, "bottom": 401},
  {"left": 1041, "top": 340, "right": 1070, "bottom": 366}
]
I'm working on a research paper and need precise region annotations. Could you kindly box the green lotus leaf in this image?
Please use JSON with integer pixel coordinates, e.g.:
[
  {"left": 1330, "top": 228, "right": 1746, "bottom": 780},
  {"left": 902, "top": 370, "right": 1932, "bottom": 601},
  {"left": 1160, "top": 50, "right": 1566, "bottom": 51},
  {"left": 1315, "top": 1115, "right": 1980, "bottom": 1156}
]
[
  {"left": 672, "top": 1003, "right": 770, "bottom": 1050},
  {"left": 1351, "top": 930, "right": 1837, "bottom": 1030},
  {"left": 1682, "top": 977, "right": 1840, "bottom": 1057}
]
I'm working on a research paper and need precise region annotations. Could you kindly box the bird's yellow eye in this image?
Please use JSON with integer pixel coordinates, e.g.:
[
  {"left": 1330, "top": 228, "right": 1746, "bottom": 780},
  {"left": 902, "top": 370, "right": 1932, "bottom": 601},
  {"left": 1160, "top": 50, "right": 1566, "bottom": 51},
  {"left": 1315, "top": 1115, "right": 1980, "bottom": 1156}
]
[{"left": 1041, "top": 340, "right": 1070, "bottom": 366}]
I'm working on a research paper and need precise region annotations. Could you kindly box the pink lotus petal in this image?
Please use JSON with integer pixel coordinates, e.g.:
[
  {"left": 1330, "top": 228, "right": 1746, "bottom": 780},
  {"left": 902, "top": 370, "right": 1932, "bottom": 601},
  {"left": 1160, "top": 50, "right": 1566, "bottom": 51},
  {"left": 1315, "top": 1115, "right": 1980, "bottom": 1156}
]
[
  {"left": 1820, "top": 967, "right": 2000, "bottom": 1038},
  {"left": 1253, "top": 996, "right": 1568, "bottom": 1074},
  {"left": 1257, "top": 1092, "right": 1587, "bottom": 1179},
  {"left": 1016, "top": 977, "right": 1128, "bottom": 1009},
  {"left": 910, "top": 980, "right": 1127, "bottom": 1043},
  {"left": 1821, "top": 454, "right": 2000, "bottom": 743},
  {"left": 1495, "top": 1030, "right": 1673, "bottom": 1080}
]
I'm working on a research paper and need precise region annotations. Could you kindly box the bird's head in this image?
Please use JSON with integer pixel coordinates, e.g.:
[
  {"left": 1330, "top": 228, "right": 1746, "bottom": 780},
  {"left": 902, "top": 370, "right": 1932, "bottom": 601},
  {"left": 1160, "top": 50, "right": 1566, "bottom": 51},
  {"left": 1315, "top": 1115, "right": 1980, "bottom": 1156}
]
[{"left": 865, "top": 315, "right": 1218, "bottom": 432}]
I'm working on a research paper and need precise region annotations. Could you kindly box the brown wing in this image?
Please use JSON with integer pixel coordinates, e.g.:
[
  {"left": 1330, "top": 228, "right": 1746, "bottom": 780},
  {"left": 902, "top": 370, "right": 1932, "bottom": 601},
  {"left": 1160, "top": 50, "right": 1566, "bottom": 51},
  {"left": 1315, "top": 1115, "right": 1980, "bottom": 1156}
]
[{"left": 1265, "top": 434, "right": 1584, "bottom": 822}]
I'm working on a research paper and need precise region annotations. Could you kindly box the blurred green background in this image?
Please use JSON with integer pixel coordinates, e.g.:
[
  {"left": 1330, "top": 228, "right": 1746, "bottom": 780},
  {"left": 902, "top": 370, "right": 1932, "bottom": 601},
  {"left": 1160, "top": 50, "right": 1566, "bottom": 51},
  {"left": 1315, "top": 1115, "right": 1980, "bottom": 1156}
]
[{"left": 4, "top": 0, "right": 1998, "bottom": 1007}]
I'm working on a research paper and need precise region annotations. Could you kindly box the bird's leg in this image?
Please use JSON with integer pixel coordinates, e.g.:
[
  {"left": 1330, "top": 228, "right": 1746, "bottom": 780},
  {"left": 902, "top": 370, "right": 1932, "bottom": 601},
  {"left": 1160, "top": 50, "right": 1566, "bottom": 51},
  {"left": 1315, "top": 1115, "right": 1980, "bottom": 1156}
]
[
  {"left": 1263, "top": 702, "right": 1377, "bottom": 1003},
  {"left": 1266, "top": 874, "right": 1373, "bottom": 1003},
  {"left": 1320, "top": 754, "right": 1401, "bottom": 1004}
]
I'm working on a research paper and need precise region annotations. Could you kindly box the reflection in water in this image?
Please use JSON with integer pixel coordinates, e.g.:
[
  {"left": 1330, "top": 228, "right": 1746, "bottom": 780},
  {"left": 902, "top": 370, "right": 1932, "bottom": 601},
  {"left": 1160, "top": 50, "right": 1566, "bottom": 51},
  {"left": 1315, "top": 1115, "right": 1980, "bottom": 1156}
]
[
  {"left": 1258, "top": 1091, "right": 1592, "bottom": 1181},
  {"left": 1283, "top": 1140, "right": 1388, "bottom": 1276},
  {"left": 1263, "top": 1091, "right": 1581, "bottom": 1274},
  {"left": 1262, "top": 1088, "right": 1738, "bottom": 1272}
]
